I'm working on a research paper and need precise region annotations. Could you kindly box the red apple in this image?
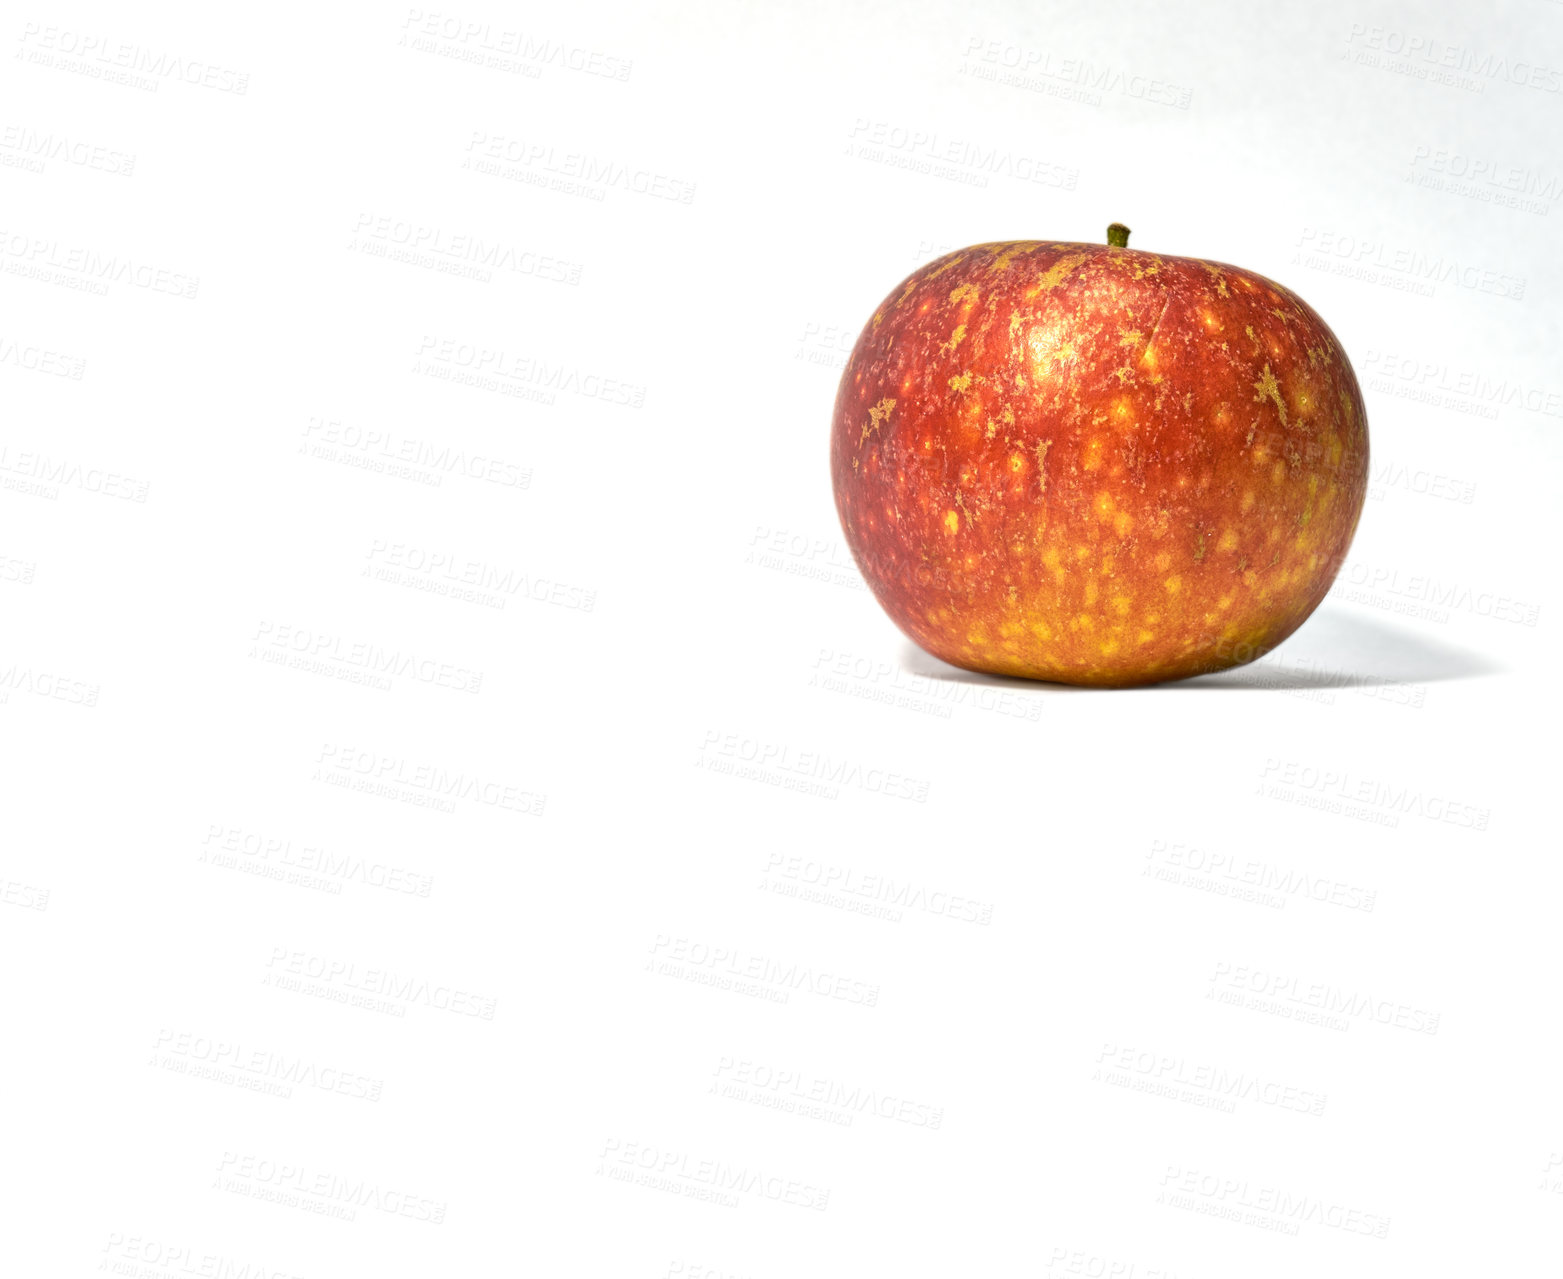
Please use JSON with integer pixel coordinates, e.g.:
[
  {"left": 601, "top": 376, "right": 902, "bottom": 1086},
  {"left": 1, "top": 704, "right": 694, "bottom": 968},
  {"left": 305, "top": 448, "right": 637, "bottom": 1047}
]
[{"left": 829, "top": 225, "right": 1369, "bottom": 687}]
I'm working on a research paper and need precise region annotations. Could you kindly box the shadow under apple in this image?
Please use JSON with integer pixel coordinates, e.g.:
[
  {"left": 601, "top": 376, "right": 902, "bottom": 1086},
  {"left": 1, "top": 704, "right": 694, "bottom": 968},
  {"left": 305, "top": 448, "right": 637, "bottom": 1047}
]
[{"left": 898, "top": 605, "right": 1503, "bottom": 692}]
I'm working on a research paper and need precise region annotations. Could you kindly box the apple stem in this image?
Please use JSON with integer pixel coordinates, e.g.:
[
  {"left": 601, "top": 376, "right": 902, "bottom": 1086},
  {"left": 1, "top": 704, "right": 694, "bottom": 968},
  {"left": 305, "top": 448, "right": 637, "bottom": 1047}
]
[{"left": 1107, "top": 223, "right": 1131, "bottom": 248}]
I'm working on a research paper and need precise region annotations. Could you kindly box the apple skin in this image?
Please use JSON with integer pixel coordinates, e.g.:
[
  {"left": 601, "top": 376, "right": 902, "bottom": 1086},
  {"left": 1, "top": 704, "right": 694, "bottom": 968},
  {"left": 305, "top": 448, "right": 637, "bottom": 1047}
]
[{"left": 829, "top": 237, "right": 1369, "bottom": 687}]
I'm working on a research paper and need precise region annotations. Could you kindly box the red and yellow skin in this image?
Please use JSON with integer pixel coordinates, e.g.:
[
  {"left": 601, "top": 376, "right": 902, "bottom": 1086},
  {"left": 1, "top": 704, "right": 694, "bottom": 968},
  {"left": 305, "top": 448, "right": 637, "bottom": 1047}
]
[{"left": 829, "top": 231, "right": 1370, "bottom": 687}]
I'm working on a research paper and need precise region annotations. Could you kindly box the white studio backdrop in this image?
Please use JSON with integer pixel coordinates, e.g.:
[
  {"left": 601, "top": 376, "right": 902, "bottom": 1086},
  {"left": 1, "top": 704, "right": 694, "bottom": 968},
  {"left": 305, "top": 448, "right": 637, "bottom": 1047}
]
[{"left": 2, "top": 0, "right": 1560, "bottom": 1274}]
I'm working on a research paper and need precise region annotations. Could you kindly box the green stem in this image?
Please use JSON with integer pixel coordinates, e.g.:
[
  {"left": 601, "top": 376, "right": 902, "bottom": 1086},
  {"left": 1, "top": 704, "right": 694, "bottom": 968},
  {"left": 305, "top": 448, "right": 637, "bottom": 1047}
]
[{"left": 1107, "top": 223, "right": 1131, "bottom": 248}]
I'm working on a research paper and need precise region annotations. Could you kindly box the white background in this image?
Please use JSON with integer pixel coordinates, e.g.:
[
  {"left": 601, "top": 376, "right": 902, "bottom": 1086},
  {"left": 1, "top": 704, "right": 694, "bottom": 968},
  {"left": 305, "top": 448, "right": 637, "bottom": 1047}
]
[{"left": 3, "top": 0, "right": 1560, "bottom": 1274}]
